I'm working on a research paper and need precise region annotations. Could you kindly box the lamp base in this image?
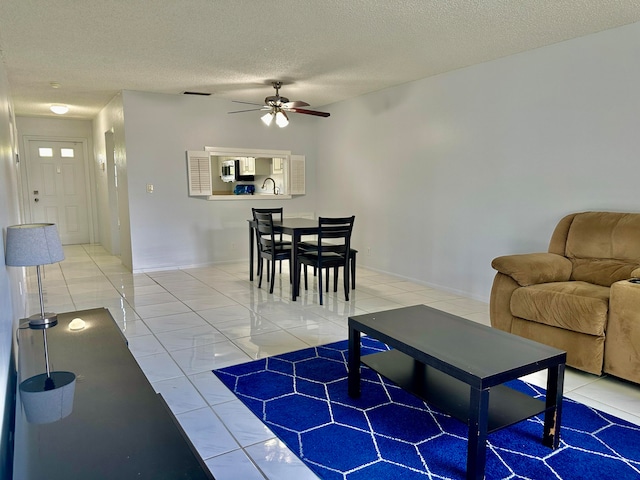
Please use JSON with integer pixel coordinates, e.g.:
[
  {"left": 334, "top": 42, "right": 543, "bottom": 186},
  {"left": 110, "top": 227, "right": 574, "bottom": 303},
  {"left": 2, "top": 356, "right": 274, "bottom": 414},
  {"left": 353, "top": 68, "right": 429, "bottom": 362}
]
[{"left": 28, "top": 312, "right": 58, "bottom": 329}]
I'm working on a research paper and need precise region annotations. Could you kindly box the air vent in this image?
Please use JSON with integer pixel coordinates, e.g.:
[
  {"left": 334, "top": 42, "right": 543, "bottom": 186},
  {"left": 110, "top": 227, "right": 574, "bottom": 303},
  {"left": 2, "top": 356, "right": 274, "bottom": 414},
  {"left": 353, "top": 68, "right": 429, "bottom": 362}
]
[{"left": 183, "top": 91, "right": 211, "bottom": 96}]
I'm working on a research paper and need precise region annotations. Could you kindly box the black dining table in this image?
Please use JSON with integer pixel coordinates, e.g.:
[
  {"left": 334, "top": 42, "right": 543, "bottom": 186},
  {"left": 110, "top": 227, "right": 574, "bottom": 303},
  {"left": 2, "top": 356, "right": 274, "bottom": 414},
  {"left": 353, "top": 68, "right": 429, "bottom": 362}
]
[{"left": 248, "top": 217, "right": 319, "bottom": 300}]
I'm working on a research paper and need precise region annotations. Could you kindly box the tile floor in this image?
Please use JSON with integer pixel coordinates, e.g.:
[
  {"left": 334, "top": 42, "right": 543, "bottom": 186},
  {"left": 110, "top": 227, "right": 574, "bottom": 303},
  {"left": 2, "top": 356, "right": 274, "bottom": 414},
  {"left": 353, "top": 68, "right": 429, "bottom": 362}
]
[{"left": 24, "top": 244, "right": 640, "bottom": 479}]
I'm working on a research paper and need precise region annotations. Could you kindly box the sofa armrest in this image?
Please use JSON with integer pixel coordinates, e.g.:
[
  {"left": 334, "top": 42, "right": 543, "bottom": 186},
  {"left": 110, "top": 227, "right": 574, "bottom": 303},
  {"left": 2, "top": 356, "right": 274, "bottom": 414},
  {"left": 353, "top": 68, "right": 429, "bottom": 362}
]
[
  {"left": 491, "top": 253, "right": 572, "bottom": 287},
  {"left": 604, "top": 280, "right": 640, "bottom": 383},
  {"left": 631, "top": 267, "right": 640, "bottom": 278}
]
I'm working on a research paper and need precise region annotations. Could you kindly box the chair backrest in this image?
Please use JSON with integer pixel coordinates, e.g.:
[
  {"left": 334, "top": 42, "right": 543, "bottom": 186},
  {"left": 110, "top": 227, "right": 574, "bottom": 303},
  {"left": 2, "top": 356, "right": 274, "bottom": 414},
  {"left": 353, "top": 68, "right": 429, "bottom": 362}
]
[
  {"left": 254, "top": 211, "right": 276, "bottom": 252},
  {"left": 252, "top": 207, "right": 284, "bottom": 245},
  {"left": 252, "top": 207, "right": 284, "bottom": 222},
  {"left": 317, "top": 216, "right": 355, "bottom": 261}
]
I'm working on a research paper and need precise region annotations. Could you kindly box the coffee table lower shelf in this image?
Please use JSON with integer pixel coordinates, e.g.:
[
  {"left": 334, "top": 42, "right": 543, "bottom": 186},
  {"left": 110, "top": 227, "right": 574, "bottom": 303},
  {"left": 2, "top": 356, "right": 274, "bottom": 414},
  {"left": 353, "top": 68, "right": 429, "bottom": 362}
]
[{"left": 362, "top": 349, "right": 547, "bottom": 433}]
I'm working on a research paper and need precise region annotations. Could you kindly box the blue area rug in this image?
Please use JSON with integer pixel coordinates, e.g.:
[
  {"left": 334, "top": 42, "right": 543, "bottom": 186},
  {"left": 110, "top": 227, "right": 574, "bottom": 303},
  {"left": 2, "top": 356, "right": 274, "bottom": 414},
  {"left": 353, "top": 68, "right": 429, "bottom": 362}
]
[{"left": 214, "top": 338, "right": 640, "bottom": 479}]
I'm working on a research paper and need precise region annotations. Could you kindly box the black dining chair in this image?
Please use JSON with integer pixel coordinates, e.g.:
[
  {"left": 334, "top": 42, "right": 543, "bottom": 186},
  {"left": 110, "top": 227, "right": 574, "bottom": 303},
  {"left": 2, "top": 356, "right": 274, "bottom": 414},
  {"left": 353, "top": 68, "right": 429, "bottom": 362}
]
[
  {"left": 299, "top": 234, "right": 358, "bottom": 290},
  {"left": 254, "top": 212, "right": 292, "bottom": 294},
  {"left": 297, "top": 216, "right": 355, "bottom": 305},
  {"left": 252, "top": 207, "right": 291, "bottom": 277}
]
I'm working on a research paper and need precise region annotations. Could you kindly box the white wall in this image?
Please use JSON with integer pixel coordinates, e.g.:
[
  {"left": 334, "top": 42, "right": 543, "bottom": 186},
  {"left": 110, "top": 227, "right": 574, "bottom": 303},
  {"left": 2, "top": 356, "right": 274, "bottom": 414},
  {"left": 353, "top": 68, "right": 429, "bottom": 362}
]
[
  {"left": 0, "top": 56, "right": 23, "bottom": 477},
  {"left": 316, "top": 21, "right": 640, "bottom": 302},
  {"left": 114, "top": 91, "right": 319, "bottom": 271},
  {"left": 93, "top": 94, "right": 132, "bottom": 267}
]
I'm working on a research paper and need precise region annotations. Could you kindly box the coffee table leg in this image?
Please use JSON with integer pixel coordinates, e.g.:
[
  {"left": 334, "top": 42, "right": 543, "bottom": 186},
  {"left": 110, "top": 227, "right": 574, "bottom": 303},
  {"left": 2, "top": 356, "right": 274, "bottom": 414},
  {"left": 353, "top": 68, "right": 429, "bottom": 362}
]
[
  {"left": 348, "top": 326, "right": 361, "bottom": 398},
  {"left": 543, "top": 362, "right": 565, "bottom": 449},
  {"left": 467, "top": 387, "right": 489, "bottom": 480}
]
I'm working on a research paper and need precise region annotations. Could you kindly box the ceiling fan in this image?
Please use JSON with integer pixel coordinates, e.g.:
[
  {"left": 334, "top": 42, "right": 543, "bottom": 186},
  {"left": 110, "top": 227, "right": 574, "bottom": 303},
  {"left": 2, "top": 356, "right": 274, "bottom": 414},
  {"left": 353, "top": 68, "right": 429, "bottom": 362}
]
[{"left": 228, "top": 81, "right": 330, "bottom": 127}]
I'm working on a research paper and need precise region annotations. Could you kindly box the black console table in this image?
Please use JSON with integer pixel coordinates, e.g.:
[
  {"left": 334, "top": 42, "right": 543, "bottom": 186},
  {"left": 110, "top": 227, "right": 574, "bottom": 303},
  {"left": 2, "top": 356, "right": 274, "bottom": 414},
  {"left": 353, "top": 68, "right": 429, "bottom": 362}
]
[{"left": 13, "top": 308, "right": 214, "bottom": 480}]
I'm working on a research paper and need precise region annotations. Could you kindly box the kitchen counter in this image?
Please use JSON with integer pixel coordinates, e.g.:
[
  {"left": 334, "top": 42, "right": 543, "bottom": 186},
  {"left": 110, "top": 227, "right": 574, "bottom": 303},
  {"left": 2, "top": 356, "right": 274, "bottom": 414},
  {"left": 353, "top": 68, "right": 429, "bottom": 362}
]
[{"left": 206, "top": 194, "right": 292, "bottom": 200}]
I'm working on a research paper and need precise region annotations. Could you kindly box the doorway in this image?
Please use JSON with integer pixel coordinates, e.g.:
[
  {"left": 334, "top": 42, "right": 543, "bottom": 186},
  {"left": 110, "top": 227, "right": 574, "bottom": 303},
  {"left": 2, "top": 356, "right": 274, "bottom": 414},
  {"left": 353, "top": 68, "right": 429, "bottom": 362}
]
[{"left": 25, "top": 139, "right": 91, "bottom": 245}]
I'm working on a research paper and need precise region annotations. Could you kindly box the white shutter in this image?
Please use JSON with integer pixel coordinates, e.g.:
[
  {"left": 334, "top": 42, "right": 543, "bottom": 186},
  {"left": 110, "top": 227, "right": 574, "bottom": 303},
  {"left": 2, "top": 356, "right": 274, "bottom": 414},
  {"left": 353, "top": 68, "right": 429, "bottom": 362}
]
[
  {"left": 186, "top": 151, "right": 212, "bottom": 196},
  {"left": 290, "top": 154, "right": 305, "bottom": 195}
]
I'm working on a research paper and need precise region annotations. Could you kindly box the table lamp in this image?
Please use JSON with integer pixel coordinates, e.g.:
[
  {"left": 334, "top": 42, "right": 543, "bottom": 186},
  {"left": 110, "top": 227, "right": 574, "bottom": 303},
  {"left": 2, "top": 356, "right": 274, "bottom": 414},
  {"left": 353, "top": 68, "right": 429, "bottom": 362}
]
[
  {"left": 5, "top": 223, "right": 75, "bottom": 423},
  {"left": 5, "top": 223, "right": 65, "bottom": 327}
]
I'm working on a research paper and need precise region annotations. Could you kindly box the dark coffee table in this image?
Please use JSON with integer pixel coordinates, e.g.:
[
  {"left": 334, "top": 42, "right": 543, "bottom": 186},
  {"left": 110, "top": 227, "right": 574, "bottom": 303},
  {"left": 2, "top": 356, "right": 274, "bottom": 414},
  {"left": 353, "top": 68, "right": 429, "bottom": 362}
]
[{"left": 348, "top": 305, "right": 566, "bottom": 480}]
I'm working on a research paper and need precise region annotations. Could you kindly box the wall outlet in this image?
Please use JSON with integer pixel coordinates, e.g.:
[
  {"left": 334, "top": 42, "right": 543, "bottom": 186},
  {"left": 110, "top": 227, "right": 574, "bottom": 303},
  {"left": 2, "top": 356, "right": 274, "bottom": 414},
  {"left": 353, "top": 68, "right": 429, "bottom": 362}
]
[
  {"left": 367, "top": 247, "right": 372, "bottom": 256},
  {"left": 146, "top": 184, "right": 154, "bottom": 193}
]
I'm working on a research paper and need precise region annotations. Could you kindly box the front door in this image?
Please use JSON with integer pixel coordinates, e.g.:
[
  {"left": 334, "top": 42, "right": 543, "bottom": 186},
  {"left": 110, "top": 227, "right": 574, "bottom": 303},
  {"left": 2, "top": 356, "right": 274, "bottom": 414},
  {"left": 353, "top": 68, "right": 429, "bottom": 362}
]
[{"left": 26, "top": 140, "right": 91, "bottom": 245}]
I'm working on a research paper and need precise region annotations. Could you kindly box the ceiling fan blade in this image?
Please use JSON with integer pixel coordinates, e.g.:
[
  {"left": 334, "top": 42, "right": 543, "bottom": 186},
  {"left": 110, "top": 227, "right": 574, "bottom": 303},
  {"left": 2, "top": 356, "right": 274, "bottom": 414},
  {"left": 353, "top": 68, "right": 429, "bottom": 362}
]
[
  {"left": 287, "top": 108, "right": 330, "bottom": 118},
  {"left": 228, "top": 107, "right": 268, "bottom": 114},
  {"left": 232, "top": 100, "right": 267, "bottom": 107},
  {"left": 282, "top": 100, "right": 310, "bottom": 108}
]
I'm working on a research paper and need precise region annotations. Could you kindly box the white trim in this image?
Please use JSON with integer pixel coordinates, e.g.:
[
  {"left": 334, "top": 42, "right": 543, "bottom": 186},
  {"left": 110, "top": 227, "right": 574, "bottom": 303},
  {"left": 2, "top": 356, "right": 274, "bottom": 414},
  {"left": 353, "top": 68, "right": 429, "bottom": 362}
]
[{"left": 203, "top": 146, "right": 291, "bottom": 157}]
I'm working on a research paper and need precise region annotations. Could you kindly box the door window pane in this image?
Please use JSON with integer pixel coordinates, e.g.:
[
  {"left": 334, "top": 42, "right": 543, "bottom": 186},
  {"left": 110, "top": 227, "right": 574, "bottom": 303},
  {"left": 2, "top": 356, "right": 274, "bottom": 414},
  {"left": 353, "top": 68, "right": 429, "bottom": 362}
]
[
  {"left": 39, "top": 147, "right": 53, "bottom": 157},
  {"left": 60, "top": 148, "right": 75, "bottom": 158}
]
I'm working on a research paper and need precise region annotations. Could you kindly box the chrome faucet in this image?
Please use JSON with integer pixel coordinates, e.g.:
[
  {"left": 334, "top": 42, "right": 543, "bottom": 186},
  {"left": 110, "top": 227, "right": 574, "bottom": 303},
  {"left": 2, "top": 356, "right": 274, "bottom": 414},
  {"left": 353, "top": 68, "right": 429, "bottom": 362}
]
[{"left": 262, "top": 177, "right": 277, "bottom": 194}]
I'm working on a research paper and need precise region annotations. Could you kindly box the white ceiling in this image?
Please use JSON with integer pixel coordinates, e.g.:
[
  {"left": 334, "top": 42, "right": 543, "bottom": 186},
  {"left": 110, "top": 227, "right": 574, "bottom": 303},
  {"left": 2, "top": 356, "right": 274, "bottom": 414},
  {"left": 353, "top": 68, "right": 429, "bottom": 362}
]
[{"left": 1, "top": 1, "right": 639, "bottom": 119}]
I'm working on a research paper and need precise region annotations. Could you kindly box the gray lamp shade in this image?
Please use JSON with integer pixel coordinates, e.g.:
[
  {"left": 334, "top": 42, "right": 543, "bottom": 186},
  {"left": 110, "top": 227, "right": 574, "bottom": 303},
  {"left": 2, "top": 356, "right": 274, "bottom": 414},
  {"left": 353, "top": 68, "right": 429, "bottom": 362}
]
[
  {"left": 5, "top": 223, "right": 65, "bottom": 267},
  {"left": 19, "top": 371, "right": 76, "bottom": 424}
]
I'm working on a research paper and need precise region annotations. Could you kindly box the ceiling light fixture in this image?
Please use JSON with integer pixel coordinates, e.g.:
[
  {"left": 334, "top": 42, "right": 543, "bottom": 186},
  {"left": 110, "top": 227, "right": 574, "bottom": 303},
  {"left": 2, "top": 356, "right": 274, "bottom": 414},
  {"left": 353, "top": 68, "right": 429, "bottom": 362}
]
[
  {"left": 50, "top": 104, "right": 69, "bottom": 115},
  {"left": 261, "top": 110, "right": 274, "bottom": 126},
  {"left": 260, "top": 107, "right": 289, "bottom": 128},
  {"left": 275, "top": 109, "right": 289, "bottom": 128}
]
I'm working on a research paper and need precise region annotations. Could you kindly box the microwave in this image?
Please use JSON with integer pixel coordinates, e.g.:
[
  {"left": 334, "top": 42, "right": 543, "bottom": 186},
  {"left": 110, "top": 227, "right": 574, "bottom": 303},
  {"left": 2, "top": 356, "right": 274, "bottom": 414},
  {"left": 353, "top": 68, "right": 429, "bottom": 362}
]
[
  {"left": 220, "top": 159, "right": 255, "bottom": 183},
  {"left": 220, "top": 160, "right": 235, "bottom": 182}
]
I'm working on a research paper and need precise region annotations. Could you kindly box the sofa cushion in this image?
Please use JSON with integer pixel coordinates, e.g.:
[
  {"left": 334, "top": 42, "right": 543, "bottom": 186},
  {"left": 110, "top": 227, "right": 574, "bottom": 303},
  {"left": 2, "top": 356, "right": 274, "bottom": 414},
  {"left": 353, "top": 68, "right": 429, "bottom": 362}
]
[
  {"left": 570, "top": 258, "right": 640, "bottom": 287},
  {"left": 565, "top": 212, "right": 640, "bottom": 262},
  {"left": 511, "top": 281, "right": 609, "bottom": 336}
]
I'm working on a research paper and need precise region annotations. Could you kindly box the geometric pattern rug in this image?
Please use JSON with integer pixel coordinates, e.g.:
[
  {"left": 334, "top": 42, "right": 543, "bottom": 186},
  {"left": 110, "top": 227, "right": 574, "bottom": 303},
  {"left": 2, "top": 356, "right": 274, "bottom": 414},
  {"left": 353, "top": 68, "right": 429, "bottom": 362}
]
[{"left": 214, "top": 338, "right": 640, "bottom": 479}]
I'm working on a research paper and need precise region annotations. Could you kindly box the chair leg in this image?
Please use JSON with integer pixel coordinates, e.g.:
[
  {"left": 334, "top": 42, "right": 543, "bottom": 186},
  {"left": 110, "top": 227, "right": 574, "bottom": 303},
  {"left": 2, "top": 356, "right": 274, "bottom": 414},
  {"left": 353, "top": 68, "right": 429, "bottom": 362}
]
[
  {"left": 344, "top": 265, "right": 350, "bottom": 301},
  {"left": 351, "top": 253, "right": 356, "bottom": 290},
  {"left": 269, "top": 259, "right": 276, "bottom": 294},
  {"left": 258, "top": 259, "right": 264, "bottom": 289},
  {"left": 266, "top": 261, "right": 271, "bottom": 284},
  {"left": 318, "top": 264, "right": 323, "bottom": 305},
  {"left": 333, "top": 267, "right": 338, "bottom": 292},
  {"left": 304, "top": 264, "right": 308, "bottom": 290},
  {"left": 325, "top": 268, "right": 330, "bottom": 292}
]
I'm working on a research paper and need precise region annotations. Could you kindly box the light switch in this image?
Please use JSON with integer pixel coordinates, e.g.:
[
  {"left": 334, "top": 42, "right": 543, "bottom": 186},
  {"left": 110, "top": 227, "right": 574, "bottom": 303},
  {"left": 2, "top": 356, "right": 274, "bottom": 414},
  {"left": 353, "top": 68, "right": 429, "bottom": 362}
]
[{"left": 146, "top": 184, "right": 154, "bottom": 193}]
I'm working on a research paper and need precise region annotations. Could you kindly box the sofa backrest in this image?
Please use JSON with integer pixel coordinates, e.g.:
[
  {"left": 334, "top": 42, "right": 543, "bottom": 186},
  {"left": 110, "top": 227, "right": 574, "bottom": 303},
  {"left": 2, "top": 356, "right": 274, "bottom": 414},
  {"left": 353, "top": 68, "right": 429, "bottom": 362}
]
[{"left": 548, "top": 211, "right": 640, "bottom": 287}]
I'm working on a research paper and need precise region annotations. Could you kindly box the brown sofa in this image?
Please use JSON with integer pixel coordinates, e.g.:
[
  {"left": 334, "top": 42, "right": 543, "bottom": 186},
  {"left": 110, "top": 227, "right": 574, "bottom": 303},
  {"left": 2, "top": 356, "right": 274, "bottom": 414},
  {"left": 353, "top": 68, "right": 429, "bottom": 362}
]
[{"left": 490, "top": 211, "right": 640, "bottom": 383}]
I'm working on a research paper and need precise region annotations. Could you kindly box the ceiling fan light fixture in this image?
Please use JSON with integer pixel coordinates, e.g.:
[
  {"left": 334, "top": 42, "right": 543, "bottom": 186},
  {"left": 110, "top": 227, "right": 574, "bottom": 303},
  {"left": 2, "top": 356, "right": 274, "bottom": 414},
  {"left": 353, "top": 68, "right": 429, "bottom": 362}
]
[
  {"left": 275, "top": 109, "right": 289, "bottom": 128},
  {"left": 261, "top": 111, "right": 274, "bottom": 126},
  {"left": 229, "top": 81, "right": 329, "bottom": 123}
]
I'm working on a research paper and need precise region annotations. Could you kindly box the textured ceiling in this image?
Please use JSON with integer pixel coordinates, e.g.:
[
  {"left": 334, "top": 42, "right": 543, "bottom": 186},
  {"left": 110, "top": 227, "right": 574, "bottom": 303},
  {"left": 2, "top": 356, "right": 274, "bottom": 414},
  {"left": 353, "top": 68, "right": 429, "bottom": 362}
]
[{"left": 1, "top": 1, "right": 639, "bottom": 119}]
